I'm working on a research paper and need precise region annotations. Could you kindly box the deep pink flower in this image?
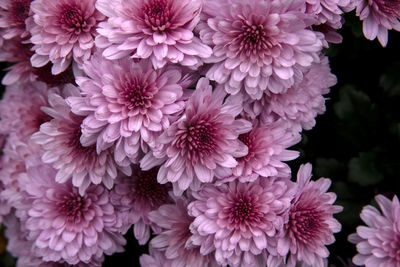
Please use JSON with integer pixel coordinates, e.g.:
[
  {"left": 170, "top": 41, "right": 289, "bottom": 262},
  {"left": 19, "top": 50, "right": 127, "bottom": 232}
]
[
  {"left": 355, "top": 0, "right": 400, "bottom": 46},
  {"left": 17, "top": 156, "right": 126, "bottom": 265},
  {"left": 95, "top": 0, "right": 212, "bottom": 69},
  {"left": 28, "top": 0, "right": 105, "bottom": 74},
  {"left": 110, "top": 166, "right": 172, "bottom": 244},
  {"left": 349, "top": 194, "right": 400, "bottom": 266},
  {"left": 275, "top": 163, "right": 342, "bottom": 267},
  {"left": 0, "top": 0, "right": 32, "bottom": 39},
  {"left": 0, "top": 81, "right": 55, "bottom": 144},
  {"left": 148, "top": 195, "right": 218, "bottom": 267},
  {"left": 198, "top": 0, "right": 322, "bottom": 99},
  {"left": 67, "top": 55, "right": 186, "bottom": 166},
  {"left": 141, "top": 78, "right": 252, "bottom": 195},
  {"left": 221, "top": 119, "right": 301, "bottom": 184},
  {"left": 31, "top": 85, "right": 130, "bottom": 195},
  {"left": 188, "top": 178, "right": 296, "bottom": 267},
  {"left": 244, "top": 56, "right": 336, "bottom": 133}
]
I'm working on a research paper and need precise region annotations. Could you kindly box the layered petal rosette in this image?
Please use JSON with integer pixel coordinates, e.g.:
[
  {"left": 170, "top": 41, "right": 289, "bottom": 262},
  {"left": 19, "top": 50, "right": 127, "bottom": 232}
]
[
  {"left": 28, "top": 0, "right": 105, "bottom": 74},
  {"left": 355, "top": 0, "right": 400, "bottom": 46},
  {"left": 198, "top": 0, "right": 323, "bottom": 99},
  {"left": 95, "top": 0, "right": 212, "bottom": 69},
  {"left": 275, "top": 163, "right": 343, "bottom": 267},
  {"left": 141, "top": 78, "right": 252, "bottom": 195},
  {"left": 349, "top": 194, "right": 400, "bottom": 266},
  {"left": 17, "top": 157, "right": 126, "bottom": 265},
  {"left": 0, "top": 0, "right": 32, "bottom": 39},
  {"left": 188, "top": 178, "right": 296, "bottom": 267},
  {"left": 31, "top": 85, "right": 130, "bottom": 195},
  {"left": 110, "top": 166, "right": 172, "bottom": 244}
]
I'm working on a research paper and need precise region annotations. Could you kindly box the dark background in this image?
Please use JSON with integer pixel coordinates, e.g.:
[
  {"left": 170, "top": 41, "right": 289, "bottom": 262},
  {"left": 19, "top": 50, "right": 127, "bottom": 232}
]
[{"left": 0, "top": 11, "right": 400, "bottom": 267}]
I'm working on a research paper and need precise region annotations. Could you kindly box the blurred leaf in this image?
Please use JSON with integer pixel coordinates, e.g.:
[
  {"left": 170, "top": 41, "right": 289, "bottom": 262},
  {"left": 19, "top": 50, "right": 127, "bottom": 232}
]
[
  {"left": 380, "top": 62, "right": 400, "bottom": 96},
  {"left": 348, "top": 152, "right": 384, "bottom": 186},
  {"left": 331, "top": 181, "right": 354, "bottom": 200},
  {"left": 315, "top": 158, "right": 346, "bottom": 179}
]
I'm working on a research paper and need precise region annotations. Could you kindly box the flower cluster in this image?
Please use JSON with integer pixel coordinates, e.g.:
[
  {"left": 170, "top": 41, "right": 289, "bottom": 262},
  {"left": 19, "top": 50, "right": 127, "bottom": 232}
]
[{"left": 1, "top": 0, "right": 392, "bottom": 265}]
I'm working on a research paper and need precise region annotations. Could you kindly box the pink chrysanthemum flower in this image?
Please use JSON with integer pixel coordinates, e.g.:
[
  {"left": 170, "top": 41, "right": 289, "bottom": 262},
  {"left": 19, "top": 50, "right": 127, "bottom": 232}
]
[
  {"left": 222, "top": 119, "right": 301, "bottom": 183},
  {"left": 197, "top": 0, "right": 323, "bottom": 99},
  {"left": 275, "top": 163, "right": 343, "bottom": 267},
  {"left": 188, "top": 178, "right": 296, "bottom": 267},
  {"left": 0, "top": 0, "right": 32, "bottom": 39},
  {"left": 0, "top": 81, "right": 55, "bottom": 143},
  {"left": 31, "top": 85, "right": 130, "bottom": 195},
  {"left": 27, "top": 0, "right": 105, "bottom": 74},
  {"left": 17, "top": 156, "right": 126, "bottom": 265},
  {"left": 95, "top": 0, "right": 212, "bottom": 69},
  {"left": 244, "top": 56, "right": 336, "bottom": 133},
  {"left": 67, "top": 55, "right": 186, "bottom": 166},
  {"left": 110, "top": 166, "right": 172, "bottom": 244},
  {"left": 148, "top": 195, "right": 218, "bottom": 267},
  {"left": 355, "top": 0, "right": 400, "bottom": 46},
  {"left": 348, "top": 194, "right": 400, "bottom": 266},
  {"left": 141, "top": 78, "right": 252, "bottom": 195}
]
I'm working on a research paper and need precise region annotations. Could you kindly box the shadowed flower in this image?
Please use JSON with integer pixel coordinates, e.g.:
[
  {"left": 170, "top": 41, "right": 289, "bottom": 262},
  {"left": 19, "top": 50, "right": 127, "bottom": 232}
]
[
  {"left": 140, "top": 78, "right": 252, "bottom": 195},
  {"left": 198, "top": 0, "right": 322, "bottom": 99},
  {"left": 0, "top": 0, "right": 32, "bottom": 39},
  {"left": 110, "top": 166, "right": 172, "bottom": 244},
  {"left": 31, "top": 85, "right": 130, "bottom": 195},
  {"left": 275, "top": 163, "right": 342, "bottom": 267},
  {"left": 67, "top": 55, "right": 186, "bottom": 166},
  {"left": 188, "top": 178, "right": 296, "bottom": 267},
  {"left": 355, "top": 0, "right": 400, "bottom": 46},
  {"left": 17, "top": 156, "right": 126, "bottom": 265},
  {"left": 28, "top": 0, "right": 105, "bottom": 74},
  {"left": 140, "top": 246, "right": 173, "bottom": 267},
  {"left": 349, "top": 194, "right": 400, "bottom": 266},
  {"left": 95, "top": 0, "right": 212, "bottom": 69}
]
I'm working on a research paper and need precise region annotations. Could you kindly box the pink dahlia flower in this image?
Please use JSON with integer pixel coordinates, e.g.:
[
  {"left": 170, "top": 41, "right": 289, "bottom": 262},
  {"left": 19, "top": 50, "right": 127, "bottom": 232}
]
[
  {"left": 31, "top": 85, "right": 130, "bottom": 195},
  {"left": 224, "top": 119, "right": 301, "bottom": 183},
  {"left": 198, "top": 0, "right": 323, "bottom": 98},
  {"left": 275, "top": 163, "right": 343, "bottom": 267},
  {"left": 188, "top": 178, "right": 296, "bottom": 267},
  {"left": 110, "top": 166, "right": 172, "bottom": 244},
  {"left": 355, "top": 0, "right": 400, "bottom": 46},
  {"left": 95, "top": 0, "right": 212, "bottom": 69},
  {"left": 0, "top": 81, "right": 56, "bottom": 143},
  {"left": 244, "top": 56, "right": 336, "bottom": 133},
  {"left": 27, "top": 0, "right": 105, "bottom": 74},
  {"left": 348, "top": 194, "right": 400, "bottom": 266},
  {"left": 17, "top": 156, "right": 126, "bottom": 265},
  {"left": 141, "top": 78, "right": 252, "bottom": 195},
  {"left": 0, "top": 0, "right": 32, "bottom": 39},
  {"left": 148, "top": 195, "right": 218, "bottom": 267},
  {"left": 67, "top": 55, "right": 186, "bottom": 166}
]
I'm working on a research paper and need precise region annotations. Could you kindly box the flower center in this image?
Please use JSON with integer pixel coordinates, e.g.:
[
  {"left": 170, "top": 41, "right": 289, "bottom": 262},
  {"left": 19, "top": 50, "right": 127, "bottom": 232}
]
[
  {"left": 58, "top": 191, "right": 85, "bottom": 223},
  {"left": 238, "top": 132, "right": 255, "bottom": 161},
  {"left": 375, "top": 0, "right": 400, "bottom": 18},
  {"left": 67, "top": 120, "right": 98, "bottom": 159},
  {"left": 120, "top": 77, "right": 154, "bottom": 110},
  {"left": 229, "top": 194, "right": 259, "bottom": 225},
  {"left": 133, "top": 168, "right": 170, "bottom": 208},
  {"left": 59, "top": 5, "right": 88, "bottom": 33},
  {"left": 10, "top": 0, "right": 32, "bottom": 26},
  {"left": 235, "top": 16, "right": 272, "bottom": 54},
  {"left": 143, "top": 0, "right": 172, "bottom": 32},
  {"left": 289, "top": 208, "right": 322, "bottom": 242}
]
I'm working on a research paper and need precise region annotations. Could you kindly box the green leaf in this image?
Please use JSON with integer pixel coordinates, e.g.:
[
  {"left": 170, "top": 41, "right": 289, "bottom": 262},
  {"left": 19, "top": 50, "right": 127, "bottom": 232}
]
[
  {"left": 379, "top": 62, "right": 400, "bottom": 96},
  {"left": 348, "top": 151, "right": 384, "bottom": 186},
  {"left": 315, "top": 158, "right": 346, "bottom": 179}
]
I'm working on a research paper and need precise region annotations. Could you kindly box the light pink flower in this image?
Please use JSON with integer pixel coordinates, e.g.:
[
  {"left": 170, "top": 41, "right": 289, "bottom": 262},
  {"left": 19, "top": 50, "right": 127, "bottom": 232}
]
[
  {"left": 28, "top": 0, "right": 105, "bottom": 74},
  {"left": 349, "top": 194, "right": 400, "bottom": 266},
  {"left": 141, "top": 78, "right": 252, "bottom": 195},
  {"left": 275, "top": 163, "right": 343, "bottom": 267},
  {"left": 31, "top": 85, "right": 130, "bottom": 195},
  {"left": 110, "top": 166, "right": 172, "bottom": 244},
  {"left": 198, "top": 0, "right": 322, "bottom": 99},
  {"left": 222, "top": 119, "right": 301, "bottom": 183},
  {"left": 0, "top": 0, "right": 32, "bottom": 39},
  {"left": 17, "top": 156, "right": 126, "bottom": 265},
  {"left": 188, "top": 178, "right": 296, "bottom": 267},
  {"left": 244, "top": 56, "right": 336, "bottom": 133},
  {"left": 356, "top": 0, "right": 400, "bottom": 46},
  {"left": 148, "top": 195, "right": 218, "bottom": 267},
  {"left": 67, "top": 55, "right": 186, "bottom": 166},
  {"left": 95, "top": 0, "right": 212, "bottom": 69}
]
